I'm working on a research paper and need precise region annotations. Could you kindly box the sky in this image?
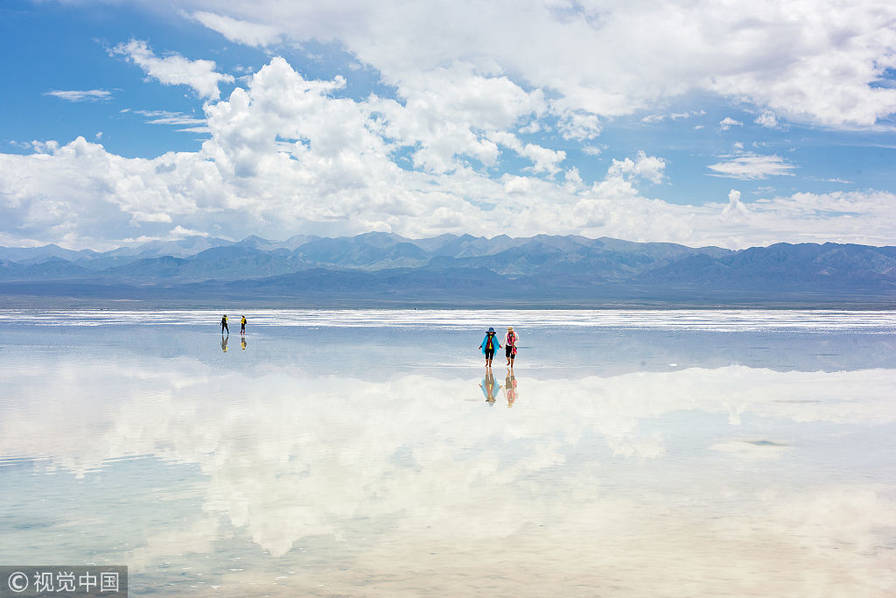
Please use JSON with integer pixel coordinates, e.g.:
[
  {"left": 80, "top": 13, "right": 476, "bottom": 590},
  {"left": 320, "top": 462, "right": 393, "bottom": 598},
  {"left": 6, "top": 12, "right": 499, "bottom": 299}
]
[{"left": 1, "top": 0, "right": 895, "bottom": 250}]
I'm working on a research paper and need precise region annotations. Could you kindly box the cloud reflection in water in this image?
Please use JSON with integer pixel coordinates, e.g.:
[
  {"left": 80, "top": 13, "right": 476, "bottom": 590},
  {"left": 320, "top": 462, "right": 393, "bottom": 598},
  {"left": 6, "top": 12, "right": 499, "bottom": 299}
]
[{"left": 0, "top": 332, "right": 894, "bottom": 596}]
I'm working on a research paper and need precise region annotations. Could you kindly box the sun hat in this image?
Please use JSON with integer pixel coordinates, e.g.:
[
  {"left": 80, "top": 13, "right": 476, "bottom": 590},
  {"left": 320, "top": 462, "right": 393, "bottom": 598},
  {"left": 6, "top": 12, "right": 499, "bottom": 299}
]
[{"left": 487, "top": 327, "right": 495, "bottom": 333}]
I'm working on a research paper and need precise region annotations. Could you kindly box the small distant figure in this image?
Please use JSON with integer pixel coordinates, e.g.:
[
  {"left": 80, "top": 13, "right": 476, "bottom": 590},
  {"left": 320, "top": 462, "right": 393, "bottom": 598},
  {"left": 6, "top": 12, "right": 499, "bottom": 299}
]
[
  {"left": 221, "top": 335, "right": 229, "bottom": 352},
  {"left": 240, "top": 315, "right": 247, "bottom": 336},
  {"left": 221, "top": 314, "right": 229, "bottom": 335},
  {"left": 505, "top": 326, "right": 519, "bottom": 368},
  {"left": 504, "top": 371, "right": 518, "bottom": 407},
  {"left": 479, "top": 327, "right": 501, "bottom": 368},
  {"left": 241, "top": 337, "right": 247, "bottom": 351},
  {"left": 480, "top": 369, "right": 500, "bottom": 404}
]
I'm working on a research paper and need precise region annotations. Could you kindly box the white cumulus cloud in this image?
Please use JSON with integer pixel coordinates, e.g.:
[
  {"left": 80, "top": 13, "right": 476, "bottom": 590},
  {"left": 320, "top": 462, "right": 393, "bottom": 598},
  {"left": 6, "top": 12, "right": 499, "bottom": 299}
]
[
  {"left": 755, "top": 110, "right": 779, "bottom": 128},
  {"left": 722, "top": 188, "right": 749, "bottom": 219},
  {"left": 110, "top": 39, "right": 234, "bottom": 100},
  {"left": 719, "top": 116, "right": 743, "bottom": 131},
  {"left": 607, "top": 151, "right": 666, "bottom": 185}
]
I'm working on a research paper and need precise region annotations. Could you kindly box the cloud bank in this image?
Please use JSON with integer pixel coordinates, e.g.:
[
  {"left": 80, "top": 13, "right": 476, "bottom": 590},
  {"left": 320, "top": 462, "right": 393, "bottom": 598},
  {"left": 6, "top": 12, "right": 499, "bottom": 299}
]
[
  {"left": 2, "top": 57, "right": 895, "bottom": 249},
  {"left": 180, "top": 0, "right": 896, "bottom": 128}
]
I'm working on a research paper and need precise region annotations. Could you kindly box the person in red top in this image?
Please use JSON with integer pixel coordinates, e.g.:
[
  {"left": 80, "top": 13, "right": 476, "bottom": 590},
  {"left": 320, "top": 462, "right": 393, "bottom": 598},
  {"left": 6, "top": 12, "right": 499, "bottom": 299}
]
[{"left": 505, "top": 326, "right": 519, "bottom": 368}]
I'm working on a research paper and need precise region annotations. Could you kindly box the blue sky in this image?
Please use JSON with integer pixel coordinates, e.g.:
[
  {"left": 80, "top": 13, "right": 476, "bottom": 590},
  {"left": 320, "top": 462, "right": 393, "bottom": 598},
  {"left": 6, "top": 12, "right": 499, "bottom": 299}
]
[{"left": 1, "top": 0, "right": 895, "bottom": 249}]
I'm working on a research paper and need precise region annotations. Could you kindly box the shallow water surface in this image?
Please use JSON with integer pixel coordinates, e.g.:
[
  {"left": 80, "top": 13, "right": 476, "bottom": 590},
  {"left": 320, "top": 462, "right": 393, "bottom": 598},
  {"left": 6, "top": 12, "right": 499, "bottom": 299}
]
[{"left": 1, "top": 310, "right": 895, "bottom": 596}]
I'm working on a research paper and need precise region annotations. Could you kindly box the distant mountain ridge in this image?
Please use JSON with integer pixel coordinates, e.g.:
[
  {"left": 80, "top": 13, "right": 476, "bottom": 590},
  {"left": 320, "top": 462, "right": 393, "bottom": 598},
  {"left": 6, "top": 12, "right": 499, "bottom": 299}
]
[{"left": 1, "top": 234, "right": 894, "bottom": 306}]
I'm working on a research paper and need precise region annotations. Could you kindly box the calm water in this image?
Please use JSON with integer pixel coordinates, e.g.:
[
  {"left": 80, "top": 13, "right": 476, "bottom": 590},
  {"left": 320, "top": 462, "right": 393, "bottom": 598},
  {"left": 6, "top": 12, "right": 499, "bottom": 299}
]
[{"left": 1, "top": 310, "right": 895, "bottom": 597}]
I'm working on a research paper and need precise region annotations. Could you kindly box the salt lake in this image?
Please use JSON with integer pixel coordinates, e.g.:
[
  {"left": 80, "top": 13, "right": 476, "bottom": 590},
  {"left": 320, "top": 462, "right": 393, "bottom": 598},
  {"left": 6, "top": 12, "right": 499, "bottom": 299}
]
[{"left": 1, "top": 310, "right": 894, "bottom": 596}]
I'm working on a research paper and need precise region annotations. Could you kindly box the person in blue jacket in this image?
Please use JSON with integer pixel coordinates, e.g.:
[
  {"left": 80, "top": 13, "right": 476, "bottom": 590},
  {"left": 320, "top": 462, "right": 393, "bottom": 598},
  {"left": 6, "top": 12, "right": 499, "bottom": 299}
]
[{"left": 479, "top": 327, "right": 502, "bottom": 368}]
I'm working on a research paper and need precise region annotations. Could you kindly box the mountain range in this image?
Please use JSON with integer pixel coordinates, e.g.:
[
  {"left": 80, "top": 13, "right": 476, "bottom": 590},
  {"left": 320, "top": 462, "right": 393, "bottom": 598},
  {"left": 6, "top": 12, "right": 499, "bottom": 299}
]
[{"left": 1, "top": 233, "right": 895, "bottom": 307}]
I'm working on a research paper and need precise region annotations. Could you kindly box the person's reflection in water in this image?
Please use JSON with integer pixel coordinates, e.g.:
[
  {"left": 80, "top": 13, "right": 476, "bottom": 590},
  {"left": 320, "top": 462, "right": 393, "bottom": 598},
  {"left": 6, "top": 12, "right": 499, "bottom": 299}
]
[
  {"left": 241, "top": 337, "right": 247, "bottom": 351},
  {"left": 221, "top": 335, "right": 229, "bottom": 352},
  {"left": 480, "top": 370, "right": 500, "bottom": 404},
  {"left": 504, "top": 371, "right": 518, "bottom": 407}
]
